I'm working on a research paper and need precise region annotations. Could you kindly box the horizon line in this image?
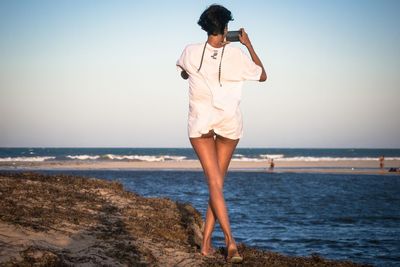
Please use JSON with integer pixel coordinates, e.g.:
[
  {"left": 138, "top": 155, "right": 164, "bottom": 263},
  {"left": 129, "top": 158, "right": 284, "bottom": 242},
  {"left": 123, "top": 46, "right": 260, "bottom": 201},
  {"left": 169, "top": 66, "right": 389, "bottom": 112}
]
[{"left": 1, "top": 146, "right": 400, "bottom": 150}]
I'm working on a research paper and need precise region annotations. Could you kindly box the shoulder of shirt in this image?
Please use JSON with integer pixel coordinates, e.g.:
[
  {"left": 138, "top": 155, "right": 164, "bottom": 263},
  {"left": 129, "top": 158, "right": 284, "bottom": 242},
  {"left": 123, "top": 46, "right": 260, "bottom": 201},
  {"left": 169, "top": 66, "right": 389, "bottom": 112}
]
[
  {"left": 226, "top": 44, "right": 246, "bottom": 55},
  {"left": 184, "top": 43, "right": 205, "bottom": 51},
  {"left": 182, "top": 43, "right": 246, "bottom": 56}
]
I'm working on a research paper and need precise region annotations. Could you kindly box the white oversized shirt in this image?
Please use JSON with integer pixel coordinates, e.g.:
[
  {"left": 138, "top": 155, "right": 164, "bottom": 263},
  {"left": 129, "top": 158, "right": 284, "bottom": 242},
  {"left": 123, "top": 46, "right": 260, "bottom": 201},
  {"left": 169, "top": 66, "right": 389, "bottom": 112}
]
[{"left": 177, "top": 42, "right": 262, "bottom": 139}]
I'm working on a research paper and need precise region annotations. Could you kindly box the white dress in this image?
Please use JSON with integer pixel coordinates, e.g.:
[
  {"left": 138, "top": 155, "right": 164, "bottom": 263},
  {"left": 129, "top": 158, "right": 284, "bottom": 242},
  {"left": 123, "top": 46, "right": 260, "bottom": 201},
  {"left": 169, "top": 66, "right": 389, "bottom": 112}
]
[{"left": 177, "top": 42, "right": 262, "bottom": 140}]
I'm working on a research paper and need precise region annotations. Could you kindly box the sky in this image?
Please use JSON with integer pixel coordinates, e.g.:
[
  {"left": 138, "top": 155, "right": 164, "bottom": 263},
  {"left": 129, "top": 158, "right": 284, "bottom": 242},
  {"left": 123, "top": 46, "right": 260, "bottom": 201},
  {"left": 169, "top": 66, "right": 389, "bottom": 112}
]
[{"left": 0, "top": 0, "right": 399, "bottom": 148}]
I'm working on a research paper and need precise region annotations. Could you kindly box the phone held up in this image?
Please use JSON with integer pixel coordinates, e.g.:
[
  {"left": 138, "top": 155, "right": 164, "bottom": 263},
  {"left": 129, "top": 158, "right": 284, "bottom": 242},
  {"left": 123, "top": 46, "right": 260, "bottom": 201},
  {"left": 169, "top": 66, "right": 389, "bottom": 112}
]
[{"left": 226, "top": 30, "right": 242, "bottom": 42}]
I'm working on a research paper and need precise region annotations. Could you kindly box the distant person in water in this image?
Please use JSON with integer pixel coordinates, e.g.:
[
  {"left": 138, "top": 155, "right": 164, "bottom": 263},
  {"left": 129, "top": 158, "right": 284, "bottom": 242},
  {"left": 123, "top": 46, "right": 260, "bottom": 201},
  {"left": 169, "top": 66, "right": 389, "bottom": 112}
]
[
  {"left": 379, "top": 155, "right": 385, "bottom": 170},
  {"left": 176, "top": 4, "right": 267, "bottom": 263},
  {"left": 269, "top": 158, "right": 275, "bottom": 172}
]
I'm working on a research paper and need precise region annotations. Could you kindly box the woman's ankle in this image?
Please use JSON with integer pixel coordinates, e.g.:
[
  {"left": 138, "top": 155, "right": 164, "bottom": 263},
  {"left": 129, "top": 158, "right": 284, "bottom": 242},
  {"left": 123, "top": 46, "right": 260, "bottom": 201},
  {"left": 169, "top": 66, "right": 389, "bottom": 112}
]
[
  {"left": 202, "top": 236, "right": 212, "bottom": 246},
  {"left": 225, "top": 236, "right": 236, "bottom": 247}
]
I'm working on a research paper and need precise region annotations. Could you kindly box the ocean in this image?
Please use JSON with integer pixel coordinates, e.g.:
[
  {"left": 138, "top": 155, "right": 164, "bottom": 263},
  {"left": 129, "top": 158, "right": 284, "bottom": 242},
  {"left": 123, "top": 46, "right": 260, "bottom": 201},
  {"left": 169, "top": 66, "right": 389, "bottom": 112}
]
[
  {"left": 1, "top": 148, "right": 400, "bottom": 266},
  {"left": 1, "top": 147, "right": 400, "bottom": 163}
]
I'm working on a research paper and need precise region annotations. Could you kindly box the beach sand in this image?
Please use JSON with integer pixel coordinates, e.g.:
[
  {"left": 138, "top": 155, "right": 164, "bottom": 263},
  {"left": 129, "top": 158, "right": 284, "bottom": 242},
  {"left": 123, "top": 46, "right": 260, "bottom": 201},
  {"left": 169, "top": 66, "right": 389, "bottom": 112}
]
[
  {"left": 0, "top": 171, "right": 372, "bottom": 266},
  {"left": 1, "top": 159, "right": 399, "bottom": 175}
]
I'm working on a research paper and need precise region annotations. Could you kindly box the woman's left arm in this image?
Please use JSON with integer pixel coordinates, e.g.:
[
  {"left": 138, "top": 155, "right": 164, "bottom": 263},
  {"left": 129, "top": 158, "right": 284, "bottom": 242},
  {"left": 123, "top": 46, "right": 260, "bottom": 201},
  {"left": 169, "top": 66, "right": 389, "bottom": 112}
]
[{"left": 239, "top": 28, "right": 267, "bottom": 82}]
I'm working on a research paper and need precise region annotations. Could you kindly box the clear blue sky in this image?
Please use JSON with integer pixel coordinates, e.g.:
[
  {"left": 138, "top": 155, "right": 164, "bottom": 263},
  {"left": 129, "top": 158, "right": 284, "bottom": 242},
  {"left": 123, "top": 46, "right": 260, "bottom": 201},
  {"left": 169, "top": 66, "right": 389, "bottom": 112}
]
[{"left": 0, "top": 0, "right": 399, "bottom": 148}]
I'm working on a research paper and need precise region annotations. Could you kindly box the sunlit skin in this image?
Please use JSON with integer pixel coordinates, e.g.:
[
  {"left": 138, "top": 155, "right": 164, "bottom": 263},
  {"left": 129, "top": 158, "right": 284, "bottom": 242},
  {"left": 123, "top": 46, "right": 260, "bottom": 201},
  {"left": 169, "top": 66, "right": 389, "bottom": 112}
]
[
  {"left": 190, "top": 27, "right": 266, "bottom": 259},
  {"left": 190, "top": 129, "right": 240, "bottom": 258}
]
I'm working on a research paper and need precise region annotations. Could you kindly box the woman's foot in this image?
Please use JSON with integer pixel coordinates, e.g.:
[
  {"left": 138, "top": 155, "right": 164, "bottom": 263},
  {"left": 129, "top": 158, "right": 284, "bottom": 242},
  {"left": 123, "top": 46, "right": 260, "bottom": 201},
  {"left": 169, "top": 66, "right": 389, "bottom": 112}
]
[
  {"left": 201, "top": 248, "right": 215, "bottom": 256},
  {"left": 226, "top": 242, "right": 243, "bottom": 263},
  {"left": 201, "top": 240, "right": 216, "bottom": 256},
  {"left": 200, "top": 246, "right": 216, "bottom": 256}
]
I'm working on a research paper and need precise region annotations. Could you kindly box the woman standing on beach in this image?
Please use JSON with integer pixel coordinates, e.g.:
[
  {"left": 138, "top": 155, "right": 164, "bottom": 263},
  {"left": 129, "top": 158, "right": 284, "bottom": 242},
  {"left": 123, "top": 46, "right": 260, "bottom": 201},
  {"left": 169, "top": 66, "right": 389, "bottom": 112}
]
[{"left": 176, "top": 4, "right": 267, "bottom": 263}]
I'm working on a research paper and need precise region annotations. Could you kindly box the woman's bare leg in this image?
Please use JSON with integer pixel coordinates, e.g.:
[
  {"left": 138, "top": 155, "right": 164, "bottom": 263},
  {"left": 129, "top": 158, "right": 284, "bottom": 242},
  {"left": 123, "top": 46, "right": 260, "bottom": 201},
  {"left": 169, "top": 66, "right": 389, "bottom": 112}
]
[
  {"left": 190, "top": 131, "right": 239, "bottom": 255},
  {"left": 201, "top": 134, "right": 239, "bottom": 254}
]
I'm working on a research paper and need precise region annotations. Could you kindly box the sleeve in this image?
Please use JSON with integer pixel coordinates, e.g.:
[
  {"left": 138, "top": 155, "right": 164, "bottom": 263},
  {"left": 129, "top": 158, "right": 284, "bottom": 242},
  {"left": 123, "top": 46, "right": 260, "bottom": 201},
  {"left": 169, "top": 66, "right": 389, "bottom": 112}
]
[
  {"left": 240, "top": 49, "right": 262, "bottom": 81},
  {"left": 176, "top": 47, "right": 188, "bottom": 74}
]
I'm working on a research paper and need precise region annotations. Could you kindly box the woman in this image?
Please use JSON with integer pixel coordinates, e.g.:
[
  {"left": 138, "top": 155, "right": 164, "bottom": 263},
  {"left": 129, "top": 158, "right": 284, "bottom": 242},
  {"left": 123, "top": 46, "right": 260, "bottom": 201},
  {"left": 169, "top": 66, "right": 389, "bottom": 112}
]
[{"left": 176, "top": 4, "right": 267, "bottom": 263}]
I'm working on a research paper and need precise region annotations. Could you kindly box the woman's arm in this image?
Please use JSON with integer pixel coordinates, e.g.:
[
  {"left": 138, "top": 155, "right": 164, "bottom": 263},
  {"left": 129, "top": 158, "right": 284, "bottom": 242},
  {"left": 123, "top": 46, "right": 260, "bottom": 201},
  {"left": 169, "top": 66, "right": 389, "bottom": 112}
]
[
  {"left": 177, "top": 64, "right": 189, "bottom": 80},
  {"left": 239, "top": 28, "right": 267, "bottom": 82}
]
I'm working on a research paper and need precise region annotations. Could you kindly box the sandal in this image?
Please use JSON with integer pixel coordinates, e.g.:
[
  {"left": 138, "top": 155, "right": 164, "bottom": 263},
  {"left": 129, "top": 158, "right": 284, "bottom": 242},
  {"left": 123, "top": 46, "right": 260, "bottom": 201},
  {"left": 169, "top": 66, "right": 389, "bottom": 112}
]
[{"left": 226, "top": 247, "right": 243, "bottom": 263}]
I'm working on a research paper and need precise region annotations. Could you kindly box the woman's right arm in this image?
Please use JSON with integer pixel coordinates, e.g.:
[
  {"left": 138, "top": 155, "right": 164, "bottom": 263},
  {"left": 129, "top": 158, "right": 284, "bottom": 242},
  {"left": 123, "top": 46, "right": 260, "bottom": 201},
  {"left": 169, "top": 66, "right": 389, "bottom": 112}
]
[
  {"left": 239, "top": 28, "right": 267, "bottom": 82},
  {"left": 177, "top": 47, "right": 189, "bottom": 80},
  {"left": 177, "top": 64, "right": 189, "bottom": 80}
]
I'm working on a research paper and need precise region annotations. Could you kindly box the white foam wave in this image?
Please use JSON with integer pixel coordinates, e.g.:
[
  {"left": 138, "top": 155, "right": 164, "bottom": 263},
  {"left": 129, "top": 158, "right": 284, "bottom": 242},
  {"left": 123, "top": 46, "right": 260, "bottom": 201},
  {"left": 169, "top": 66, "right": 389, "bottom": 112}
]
[
  {"left": 67, "top": 155, "right": 100, "bottom": 160},
  {"left": 232, "top": 157, "right": 265, "bottom": 162},
  {"left": 259, "top": 154, "right": 284, "bottom": 159},
  {"left": 0, "top": 156, "right": 56, "bottom": 162},
  {"left": 102, "top": 154, "right": 186, "bottom": 162},
  {"left": 277, "top": 157, "right": 400, "bottom": 161},
  {"left": 65, "top": 154, "right": 187, "bottom": 162},
  {"left": 231, "top": 156, "right": 400, "bottom": 162},
  {"left": 233, "top": 153, "right": 284, "bottom": 162}
]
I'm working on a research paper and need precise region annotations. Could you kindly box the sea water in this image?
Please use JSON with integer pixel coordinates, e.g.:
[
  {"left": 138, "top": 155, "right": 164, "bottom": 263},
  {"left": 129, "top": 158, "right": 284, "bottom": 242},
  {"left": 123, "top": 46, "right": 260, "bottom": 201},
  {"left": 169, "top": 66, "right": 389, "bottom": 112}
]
[
  {"left": 3, "top": 168, "right": 398, "bottom": 267},
  {"left": 1, "top": 148, "right": 399, "bottom": 266},
  {"left": 1, "top": 147, "right": 400, "bottom": 163}
]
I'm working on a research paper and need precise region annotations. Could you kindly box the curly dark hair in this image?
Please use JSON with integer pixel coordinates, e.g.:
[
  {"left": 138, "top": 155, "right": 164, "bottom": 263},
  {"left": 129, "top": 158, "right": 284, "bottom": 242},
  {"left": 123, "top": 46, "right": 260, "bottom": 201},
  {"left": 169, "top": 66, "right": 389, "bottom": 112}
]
[{"left": 198, "top": 4, "right": 233, "bottom": 36}]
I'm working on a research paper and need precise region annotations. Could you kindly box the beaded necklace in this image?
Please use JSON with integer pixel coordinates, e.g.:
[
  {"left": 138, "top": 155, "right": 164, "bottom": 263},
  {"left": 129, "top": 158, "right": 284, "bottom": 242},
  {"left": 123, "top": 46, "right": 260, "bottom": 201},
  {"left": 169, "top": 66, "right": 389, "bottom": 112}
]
[{"left": 197, "top": 41, "right": 226, "bottom": 87}]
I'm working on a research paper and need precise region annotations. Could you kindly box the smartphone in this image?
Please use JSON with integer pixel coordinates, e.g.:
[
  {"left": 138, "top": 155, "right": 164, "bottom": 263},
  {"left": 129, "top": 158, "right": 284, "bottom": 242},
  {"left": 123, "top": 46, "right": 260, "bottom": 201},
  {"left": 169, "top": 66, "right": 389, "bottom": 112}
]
[{"left": 226, "top": 30, "right": 242, "bottom": 42}]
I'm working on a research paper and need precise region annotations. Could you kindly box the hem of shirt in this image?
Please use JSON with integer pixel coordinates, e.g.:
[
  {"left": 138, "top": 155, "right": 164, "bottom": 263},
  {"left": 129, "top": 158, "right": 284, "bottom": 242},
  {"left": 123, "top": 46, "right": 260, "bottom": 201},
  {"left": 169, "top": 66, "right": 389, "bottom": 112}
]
[{"left": 188, "top": 128, "right": 242, "bottom": 141}]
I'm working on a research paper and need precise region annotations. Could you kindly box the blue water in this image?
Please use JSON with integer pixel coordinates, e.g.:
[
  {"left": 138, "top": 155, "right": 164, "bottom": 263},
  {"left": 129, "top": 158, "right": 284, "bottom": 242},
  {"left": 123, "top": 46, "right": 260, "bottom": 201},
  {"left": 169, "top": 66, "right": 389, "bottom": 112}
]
[
  {"left": 1, "top": 147, "right": 400, "bottom": 162},
  {"left": 9, "top": 169, "right": 399, "bottom": 267}
]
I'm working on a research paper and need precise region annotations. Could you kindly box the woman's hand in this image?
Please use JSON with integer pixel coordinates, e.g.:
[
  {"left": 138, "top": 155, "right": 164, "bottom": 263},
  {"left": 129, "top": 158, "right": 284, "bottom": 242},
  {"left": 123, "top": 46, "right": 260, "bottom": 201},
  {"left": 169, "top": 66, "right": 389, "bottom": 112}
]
[
  {"left": 181, "top": 70, "right": 189, "bottom": 80},
  {"left": 239, "top": 28, "right": 252, "bottom": 48},
  {"left": 177, "top": 64, "right": 189, "bottom": 80}
]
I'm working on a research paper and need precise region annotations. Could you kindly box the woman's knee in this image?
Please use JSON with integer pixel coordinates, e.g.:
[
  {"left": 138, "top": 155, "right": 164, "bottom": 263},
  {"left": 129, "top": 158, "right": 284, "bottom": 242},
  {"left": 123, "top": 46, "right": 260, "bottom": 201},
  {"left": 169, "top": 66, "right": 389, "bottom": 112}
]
[{"left": 207, "top": 176, "right": 224, "bottom": 190}]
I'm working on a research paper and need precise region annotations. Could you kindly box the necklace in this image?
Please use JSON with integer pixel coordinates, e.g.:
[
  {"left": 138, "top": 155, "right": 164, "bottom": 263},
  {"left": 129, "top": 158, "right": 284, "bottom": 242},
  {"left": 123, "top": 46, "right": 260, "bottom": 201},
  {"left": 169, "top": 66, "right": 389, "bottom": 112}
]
[{"left": 197, "top": 41, "right": 226, "bottom": 87}]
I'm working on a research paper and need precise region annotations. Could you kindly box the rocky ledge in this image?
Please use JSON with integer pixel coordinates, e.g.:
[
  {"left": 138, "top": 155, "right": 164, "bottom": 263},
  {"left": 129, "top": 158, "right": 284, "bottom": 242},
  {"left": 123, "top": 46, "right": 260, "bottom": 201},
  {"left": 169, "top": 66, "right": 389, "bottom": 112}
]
[{"left": 0, "top": 172, "right": 372, "bottom": 266}]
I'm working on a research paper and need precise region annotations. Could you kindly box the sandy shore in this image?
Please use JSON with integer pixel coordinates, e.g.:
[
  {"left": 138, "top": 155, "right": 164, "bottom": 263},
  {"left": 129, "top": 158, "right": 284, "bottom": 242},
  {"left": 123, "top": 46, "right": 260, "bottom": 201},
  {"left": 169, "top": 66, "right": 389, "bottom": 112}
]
[
  {"left": 0, "top": 171, "right": 372, "bottom": 266},
  {"left": 1, "top": 159, "right": 399, "bottom": 175}
]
